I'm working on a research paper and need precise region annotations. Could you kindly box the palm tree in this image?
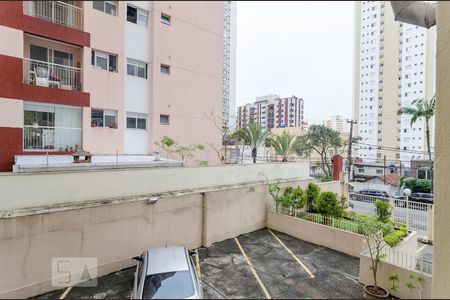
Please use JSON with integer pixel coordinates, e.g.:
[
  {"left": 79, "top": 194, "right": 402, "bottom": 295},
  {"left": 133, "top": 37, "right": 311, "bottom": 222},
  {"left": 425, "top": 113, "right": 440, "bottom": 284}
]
[
  {"left": 398, "top": 96, "right": 435, "bottom": 192},
  {"left": 268, "top": 130, "right": 301, "bottom": 162},
  {"left": 236, "top": 123, "right": 269, "bottom": 163}
]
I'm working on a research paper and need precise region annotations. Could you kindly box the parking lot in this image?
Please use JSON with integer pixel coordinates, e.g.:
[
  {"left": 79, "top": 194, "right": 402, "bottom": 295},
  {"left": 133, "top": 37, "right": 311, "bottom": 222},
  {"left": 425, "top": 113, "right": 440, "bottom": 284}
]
[{"left": 35, "top": 229, "right": 364, "bottom": 299}]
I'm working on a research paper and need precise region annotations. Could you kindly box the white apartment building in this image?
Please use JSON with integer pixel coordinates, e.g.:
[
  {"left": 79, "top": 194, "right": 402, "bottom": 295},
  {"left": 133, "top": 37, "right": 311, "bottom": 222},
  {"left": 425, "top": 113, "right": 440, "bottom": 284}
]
[
  {"left": 222, "top": 1, "right": 237, "bottom": 129},
  {"left": 323, "top": 115, "right": 349, "bottom": 133},
  {"left": 353, "top": 1, "right": 435, "bottom": 165},
  {"left": 237, "top": 94, "right": 304, "bottom": 131}
]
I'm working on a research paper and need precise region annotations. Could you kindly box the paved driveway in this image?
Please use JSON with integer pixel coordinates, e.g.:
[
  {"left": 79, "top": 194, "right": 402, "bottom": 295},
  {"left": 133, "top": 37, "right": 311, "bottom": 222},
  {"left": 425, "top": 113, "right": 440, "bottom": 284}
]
[{"left": 34, "top": 229, "right": 364, "bottom": 299}]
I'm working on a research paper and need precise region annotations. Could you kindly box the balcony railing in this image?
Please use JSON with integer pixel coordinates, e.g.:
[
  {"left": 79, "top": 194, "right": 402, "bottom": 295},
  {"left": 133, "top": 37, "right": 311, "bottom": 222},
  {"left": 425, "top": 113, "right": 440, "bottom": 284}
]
[
  {"left": 25, "top": 1, "right": 83, "bottom": 31},
  {"left": 23, "top": 126, "right": 82, "bottom": 151},
  {"left": 23, "top": 58, "right": 82, "bottom": 91}
]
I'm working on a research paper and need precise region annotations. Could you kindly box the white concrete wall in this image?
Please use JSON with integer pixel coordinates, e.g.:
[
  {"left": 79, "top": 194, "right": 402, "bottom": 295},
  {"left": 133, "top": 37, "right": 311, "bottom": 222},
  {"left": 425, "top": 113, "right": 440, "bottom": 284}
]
[
  {"left": 359, "top": 254, "right": 432, "bottom": 299},
  {"left": 0, "top": 163, "right": 310, "bottom": 212},
  {"left": 124, "top": 1, "right": 151, "bottom": 154},
  {"left": 266, "top": 212, "right": 365, "bottom": 257},
  {"left": 0, "top": 176, "right": 319, "bottom": 299}
]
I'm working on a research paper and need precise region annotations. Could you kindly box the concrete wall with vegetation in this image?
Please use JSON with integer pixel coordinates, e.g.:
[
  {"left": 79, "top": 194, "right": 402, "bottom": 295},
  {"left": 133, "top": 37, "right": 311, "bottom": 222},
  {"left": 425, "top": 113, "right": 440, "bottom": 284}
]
[
  {"left": 266, "top": 212, "right": 365, "bottom": 257},
  {"left": 359, "top": 254, "right": 432, "bottom": 299},
  {"left": 0, "top": 162, "right": 309, "bottom": 212},
  {"left": 0, "top": 163, "right": 320, "bottom": 299}
]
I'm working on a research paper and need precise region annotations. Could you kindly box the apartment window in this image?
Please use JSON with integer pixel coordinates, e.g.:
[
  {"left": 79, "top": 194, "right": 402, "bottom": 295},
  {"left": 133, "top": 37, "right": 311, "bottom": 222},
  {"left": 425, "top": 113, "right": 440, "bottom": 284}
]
[
  {"left": 91, "top": 109, "right": 117, "bottom": 128},
  {"left": 23, "top": 103, "right": 82, "bottom": 151},
  {"left": 160, "top": 114, "right": 169, "bottom": 125},
  {"left": 127, "top": 5, "right": 149, "bottom": 26},
  {"left": 127, "top": 59, "right": 148, "bottom": 78},
  {"left": 160, "top": 64, "right": 170, "bottom": 75},
  {"left": 126, "top": 112, "right": 147, "bottom": 129},
  {"left": 93, "top": 1, "right": 117, "bottom": 16},
  {"left": 92, "top": 50, "right": 117, "bottom": 72},
  {"left": 161, "top": 13, "right": 171, "bottom": 25}
]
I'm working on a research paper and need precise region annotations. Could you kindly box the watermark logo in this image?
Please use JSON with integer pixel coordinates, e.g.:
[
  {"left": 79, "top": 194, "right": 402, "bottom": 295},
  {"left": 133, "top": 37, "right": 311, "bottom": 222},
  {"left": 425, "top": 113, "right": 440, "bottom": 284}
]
[{"left": 51, "top": 257, "right": 98, "bottom": 288}]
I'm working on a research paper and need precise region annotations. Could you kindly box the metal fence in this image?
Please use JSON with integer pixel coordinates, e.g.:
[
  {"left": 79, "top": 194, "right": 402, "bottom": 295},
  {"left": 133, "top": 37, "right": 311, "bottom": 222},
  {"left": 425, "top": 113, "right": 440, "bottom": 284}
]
[
  {"left": 348, "top": 192, "right": 433, "bottom": 237},
  {"left": 23, "top": 58, "right": 82, "bottom": 91},
  {"left": 362, "top": 246, "right": 432, "bottom": 275},
  {"left": 25, "top": 1, "right": 83, "bottom": 30},
  {"left": 277, "top": 207, "right": 363, "bottom": 234},
  {"left": 23, "top": 126, "right": 82, "bottom": 151}
]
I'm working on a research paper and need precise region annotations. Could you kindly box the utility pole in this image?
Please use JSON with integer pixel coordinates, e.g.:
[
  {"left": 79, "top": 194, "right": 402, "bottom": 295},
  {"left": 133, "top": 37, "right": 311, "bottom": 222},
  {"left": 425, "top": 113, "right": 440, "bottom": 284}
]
[
  {"left": 383, "top": 155, "right": 386, "bottom": 184},
  {"left": 347, "top": 119, "right": 357, "bottom": 182}
]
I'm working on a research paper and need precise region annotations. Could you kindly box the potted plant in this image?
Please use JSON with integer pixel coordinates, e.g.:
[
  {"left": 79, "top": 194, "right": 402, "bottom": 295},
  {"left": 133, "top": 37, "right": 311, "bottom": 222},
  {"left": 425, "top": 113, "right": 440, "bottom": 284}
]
[{"left": 356, "top": 215, "right": 394, "bottom": 299}]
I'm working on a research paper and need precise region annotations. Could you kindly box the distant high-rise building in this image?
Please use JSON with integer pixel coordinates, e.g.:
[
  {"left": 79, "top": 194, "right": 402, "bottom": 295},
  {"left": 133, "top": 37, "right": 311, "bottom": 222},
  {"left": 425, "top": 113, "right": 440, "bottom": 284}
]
[
  {"left": 353, "top": 1, "right": 436, "bottom": 164},
  {"left": 237, "top": 95, "right": 304, "bottom": 130},
  {"left": 222, "top": 1, "right": 237, "bottom": 129},
  {"left": 323, "top": 115, "right": 349, "bottom": 133}
]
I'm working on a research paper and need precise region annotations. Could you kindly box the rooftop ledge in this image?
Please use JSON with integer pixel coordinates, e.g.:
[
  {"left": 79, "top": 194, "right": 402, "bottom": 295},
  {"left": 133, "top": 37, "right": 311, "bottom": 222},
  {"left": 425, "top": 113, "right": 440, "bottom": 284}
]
[{"left": 13, "top": 154, "right": 182, "bottom": 173}]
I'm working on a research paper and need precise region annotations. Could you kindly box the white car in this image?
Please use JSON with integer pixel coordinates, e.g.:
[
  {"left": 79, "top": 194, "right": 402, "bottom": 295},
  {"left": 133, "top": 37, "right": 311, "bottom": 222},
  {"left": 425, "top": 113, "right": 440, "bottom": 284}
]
[{"left": 132, "top": 246, "right": 203, "bottom": 299}]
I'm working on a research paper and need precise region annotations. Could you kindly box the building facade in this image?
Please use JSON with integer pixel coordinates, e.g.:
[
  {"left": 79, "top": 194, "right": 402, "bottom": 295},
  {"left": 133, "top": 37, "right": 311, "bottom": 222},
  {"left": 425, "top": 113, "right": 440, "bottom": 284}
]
[
  {"left": 353, "top": 1, "right": 436, "bottom": 165},
  {"left": 0, "top": 1, "right": 225, "bottom": 171},
  {"left": 222, "top": 1, "right": 236, "bottom": 129},
  {"left": 323, "top": 115, "right": 349, "bottom": 133},
  {"left": 237, "top": 94, "right": 304, "bottom": 131}
]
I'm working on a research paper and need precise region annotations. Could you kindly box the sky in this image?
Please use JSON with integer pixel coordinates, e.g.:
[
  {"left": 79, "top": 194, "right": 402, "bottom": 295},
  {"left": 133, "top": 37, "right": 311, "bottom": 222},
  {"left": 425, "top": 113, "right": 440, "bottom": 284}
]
[{"left": 236, "top": 1, "right": 355, "bottom": 124}]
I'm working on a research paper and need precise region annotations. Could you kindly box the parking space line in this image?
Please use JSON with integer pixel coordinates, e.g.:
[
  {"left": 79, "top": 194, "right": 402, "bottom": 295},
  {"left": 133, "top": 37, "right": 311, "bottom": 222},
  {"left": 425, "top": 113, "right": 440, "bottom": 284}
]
[
  {"left": 234, "top": 237, "right": 271, "bottom": 299},
  {"left": 195, "top": 249, "right": 202, "bottom": 280},
  {"left": 268, "top": 229, "right": 315, "bottom": 278},
  {"left": 59, "top": 286, "right": 72, "bottom": 299},
  {"left": 417, "top": 244, "right": 427, "bottom": 254}
]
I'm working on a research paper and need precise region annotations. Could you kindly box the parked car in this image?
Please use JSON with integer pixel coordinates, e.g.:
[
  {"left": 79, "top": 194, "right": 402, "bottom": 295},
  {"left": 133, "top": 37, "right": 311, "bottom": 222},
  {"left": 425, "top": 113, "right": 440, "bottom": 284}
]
[
  {"left": 350, "top": 189, "right": 390, "bottom": 202},
  {"left": 409, "top": 193, "right": 434, "bottom": 203},
  {"left": 132, "top": 246, "right": 203, "bottom": 299}
]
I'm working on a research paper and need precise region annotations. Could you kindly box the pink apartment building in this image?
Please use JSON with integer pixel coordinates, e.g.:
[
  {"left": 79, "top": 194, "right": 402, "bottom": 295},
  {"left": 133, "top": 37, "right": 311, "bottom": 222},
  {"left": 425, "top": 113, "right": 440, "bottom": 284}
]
[{"left": 0, "top": 1, "right": 225, "bottom": 171}]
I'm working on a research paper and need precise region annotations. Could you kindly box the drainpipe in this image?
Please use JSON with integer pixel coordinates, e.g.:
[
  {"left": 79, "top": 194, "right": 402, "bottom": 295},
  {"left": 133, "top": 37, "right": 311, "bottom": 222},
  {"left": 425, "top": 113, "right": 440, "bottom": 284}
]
[{"left": 390, "top": 1, "right": 436, "bottom": 29}]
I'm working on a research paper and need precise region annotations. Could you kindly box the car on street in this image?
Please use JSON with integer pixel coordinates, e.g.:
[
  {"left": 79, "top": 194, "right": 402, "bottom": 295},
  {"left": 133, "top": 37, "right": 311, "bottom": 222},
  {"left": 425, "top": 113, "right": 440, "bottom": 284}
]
[
  {"left": 350, "top": 189, "right": 390, "bottom": 202},
  {"left": 409, "top": 193, "right": 434, "bottom": 204},
  {"left": 132, "top": 246, "right": 203, "bottom": 299}
]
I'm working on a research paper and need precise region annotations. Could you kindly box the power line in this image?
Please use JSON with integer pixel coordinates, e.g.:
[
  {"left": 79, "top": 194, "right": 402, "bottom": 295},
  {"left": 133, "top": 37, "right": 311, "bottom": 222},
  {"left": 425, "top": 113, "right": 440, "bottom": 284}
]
[{"left": 355, "top": 142, "right": 434, "bottom": 155}]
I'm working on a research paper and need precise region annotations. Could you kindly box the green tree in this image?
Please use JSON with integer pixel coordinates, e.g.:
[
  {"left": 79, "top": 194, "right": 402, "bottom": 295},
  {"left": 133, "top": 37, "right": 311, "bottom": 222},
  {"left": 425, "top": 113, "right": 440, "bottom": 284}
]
[
  {"left": 174, "top": 144, "right": 205, "bottom": 166},
  {"left": 398, "top": 96, "right": 435, "bottom": 192},
  {"left": 154, "top": 136, "right": 176, "bottom": 158},
  {"left": 356, "top": 216, "right": 394, "bottom": 297},
  {"left": 236, "top": 123, "right": 270, "bottom": 163},
  {"left": 306, "top": 183, "right": 321, "bottom": 212},
  {"left": 267, "top": 130, "right": 302, "bottom": 162},
  {"left": 298, "top": 125, "right": 343, "bottom": 178},
  {"left": 314, "top": 191, "right": 343, "bottom": 218}
]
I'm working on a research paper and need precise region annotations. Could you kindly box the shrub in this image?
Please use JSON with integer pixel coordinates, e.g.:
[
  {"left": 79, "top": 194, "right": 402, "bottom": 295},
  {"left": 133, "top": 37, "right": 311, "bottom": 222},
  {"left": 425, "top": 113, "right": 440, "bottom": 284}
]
[
  {"left": 306, "top": 183, "right": 321, "bottom": 212},
  {"left": 414, "top": 179, "right": 431, "bottom": 193},
  {"left": 375, "top": 200, "right": 392, "bottom": 223},
  {"left": 384, "top": 224, "right": 409, "bottom": 247},
  {"left": 320, "top": 175, "right": 333, "bottom": 182},
  {"left": 268, "top": 181, "right": 282, "bottom": 212},
  {"left": 314, "top": 192, "right": 343, "bottom": 218},
  {"left": 291, "top": 187, "right": 307, "bottom": 210},
  {"left": 384, "top": 232, "right": 402, "bottom": 247},
  {"left": 403, "top": 177, "right": 431, "bottom": 193}
]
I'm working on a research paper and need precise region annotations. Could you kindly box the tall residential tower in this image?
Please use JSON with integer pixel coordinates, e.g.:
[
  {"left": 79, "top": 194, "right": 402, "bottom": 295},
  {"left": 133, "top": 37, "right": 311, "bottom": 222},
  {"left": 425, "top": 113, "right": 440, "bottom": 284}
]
[
  {"left": 222, "top": 1, "right": 236, "bottom": 129},
  {"left": 353, "top": 1, "right": 435, "bottom": 165}
]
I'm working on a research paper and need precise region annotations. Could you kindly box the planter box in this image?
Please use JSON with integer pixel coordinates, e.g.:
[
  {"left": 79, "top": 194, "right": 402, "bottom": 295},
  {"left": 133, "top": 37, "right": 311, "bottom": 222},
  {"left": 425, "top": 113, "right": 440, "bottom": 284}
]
[
  {"left": 266, "top": 211, "right": 365, "bottom": 257},
  {"left": 359, "top": 254, "right": 432, "bottom": 299}
]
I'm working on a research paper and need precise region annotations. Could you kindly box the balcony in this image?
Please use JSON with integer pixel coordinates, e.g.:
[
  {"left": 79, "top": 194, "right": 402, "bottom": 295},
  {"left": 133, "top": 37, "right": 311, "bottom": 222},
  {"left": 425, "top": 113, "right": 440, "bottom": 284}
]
[
  {"left": 23, "top": 126, "right": 82, "bottom": 151},
  {"left": 24, "top": 1, "right": 83, "bottom": 31},
  {"left": 23, "top": 58, "right": 82, "bottom": 91}
]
